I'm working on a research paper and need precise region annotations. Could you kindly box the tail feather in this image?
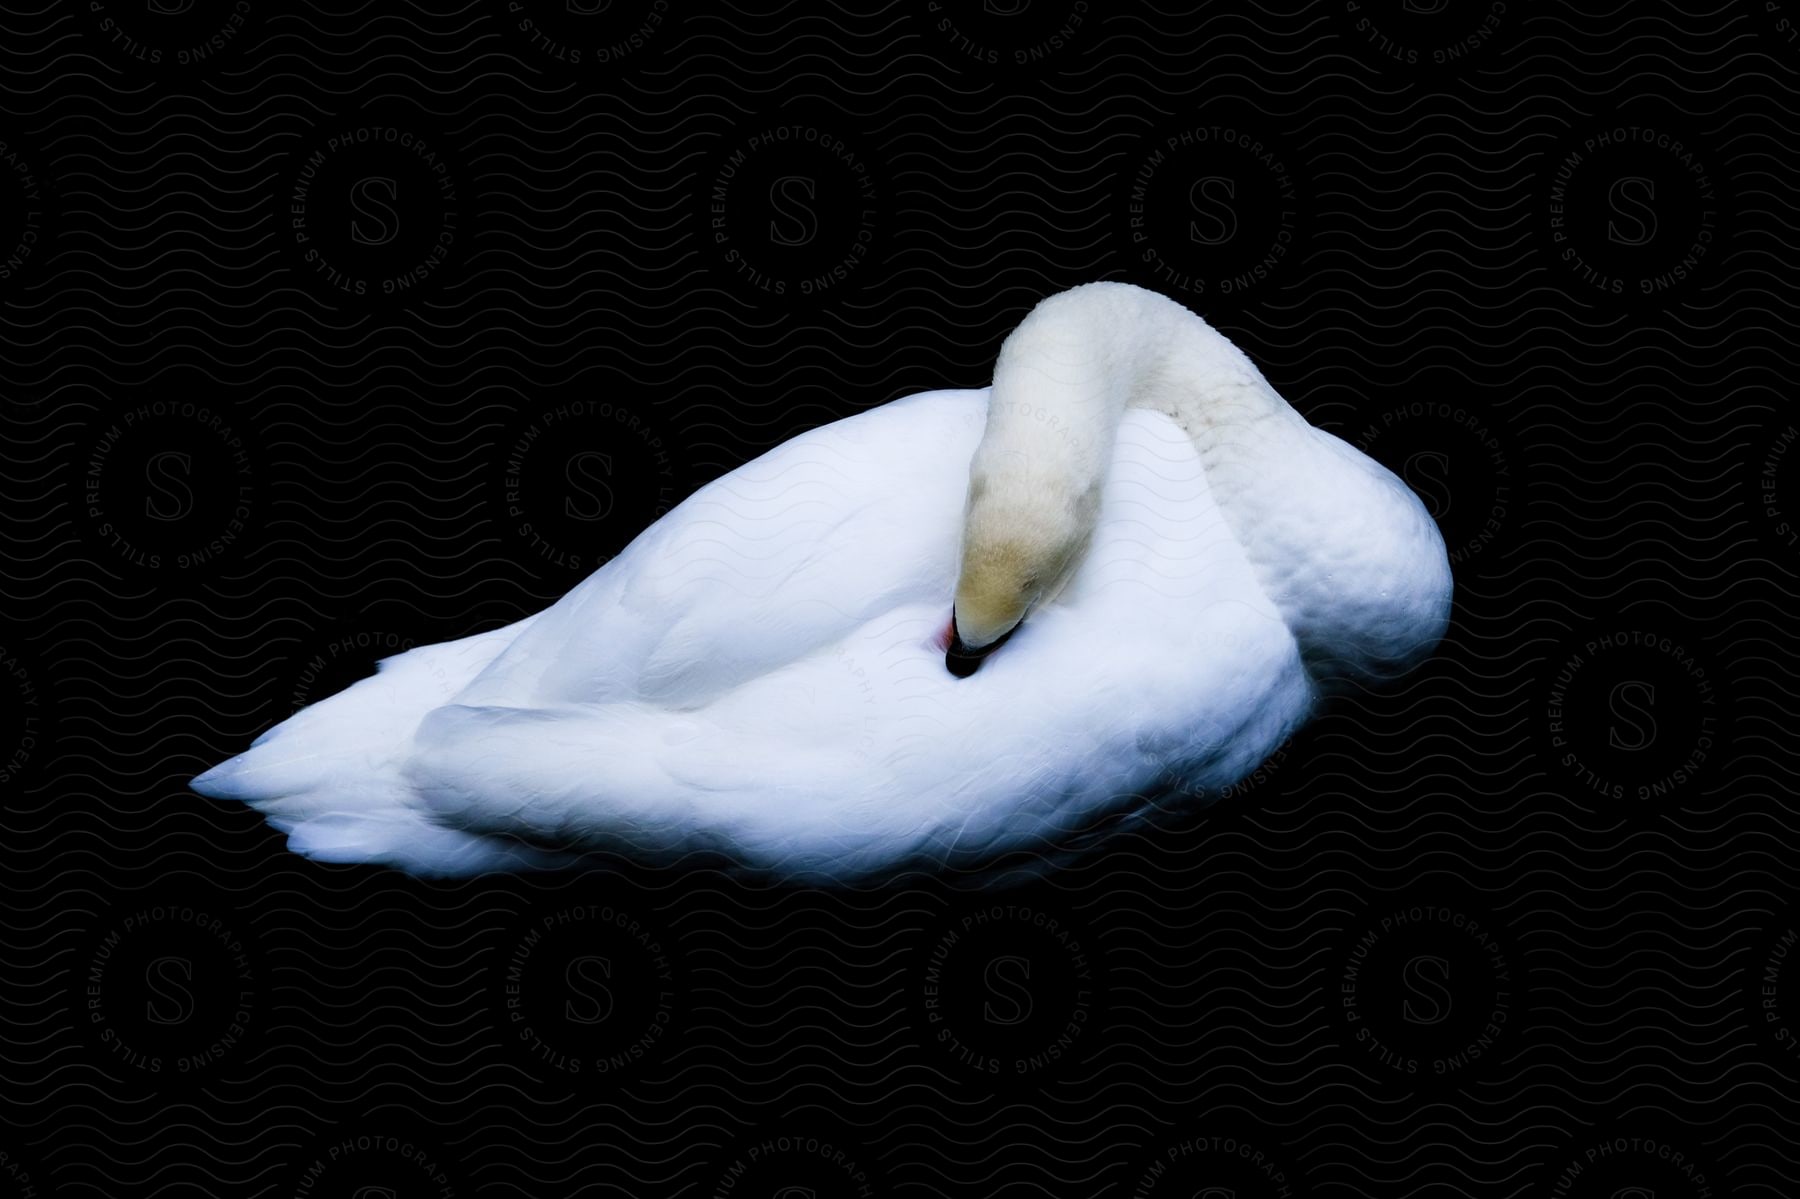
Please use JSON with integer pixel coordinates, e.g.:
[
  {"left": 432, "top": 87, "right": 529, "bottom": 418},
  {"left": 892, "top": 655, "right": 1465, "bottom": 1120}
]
[{"left": 191, "top": 617, "right": 562, "bottom": 875}]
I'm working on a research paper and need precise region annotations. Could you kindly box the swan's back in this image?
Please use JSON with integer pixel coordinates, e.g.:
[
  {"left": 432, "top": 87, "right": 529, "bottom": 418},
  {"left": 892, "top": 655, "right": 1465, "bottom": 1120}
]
[{"left": 454, "top": 389, "right": 986, "bottom": 713}]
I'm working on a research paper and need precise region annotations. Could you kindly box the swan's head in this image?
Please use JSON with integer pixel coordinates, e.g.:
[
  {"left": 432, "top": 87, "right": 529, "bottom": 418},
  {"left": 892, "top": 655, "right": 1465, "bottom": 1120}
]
[{"left": 947, "top": 470, "right": 1095, "bottom": 678}]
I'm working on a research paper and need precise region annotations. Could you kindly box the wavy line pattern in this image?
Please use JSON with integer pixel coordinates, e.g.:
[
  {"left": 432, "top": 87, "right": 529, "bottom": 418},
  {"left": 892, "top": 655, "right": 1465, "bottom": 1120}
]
[{"left": 2, "top": 0, "right": 1798, "bottom": 1195}]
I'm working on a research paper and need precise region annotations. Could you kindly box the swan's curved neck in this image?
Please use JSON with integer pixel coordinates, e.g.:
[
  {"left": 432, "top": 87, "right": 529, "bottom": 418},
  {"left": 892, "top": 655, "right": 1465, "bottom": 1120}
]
[
  {"left": 962, "top": 282, "right": 1446, "bottom": 679},
  {"left": 978, "top": 282, "right": 1293, "bottom": 502},
  {"left": 952, "top": 282, "right": 1305, "bottom": 655}
]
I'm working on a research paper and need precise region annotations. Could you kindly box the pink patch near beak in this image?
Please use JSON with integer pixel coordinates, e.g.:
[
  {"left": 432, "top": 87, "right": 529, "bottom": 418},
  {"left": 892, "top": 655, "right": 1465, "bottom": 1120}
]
[{"left": 934, "top": 612, "right": 955, "bottom": 652}]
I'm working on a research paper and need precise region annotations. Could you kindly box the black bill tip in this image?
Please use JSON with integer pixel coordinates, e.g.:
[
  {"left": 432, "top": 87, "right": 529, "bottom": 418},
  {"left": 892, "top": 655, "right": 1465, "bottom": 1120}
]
[{"left": 945, "top": 613, "right": 1017, "bottom": 679}]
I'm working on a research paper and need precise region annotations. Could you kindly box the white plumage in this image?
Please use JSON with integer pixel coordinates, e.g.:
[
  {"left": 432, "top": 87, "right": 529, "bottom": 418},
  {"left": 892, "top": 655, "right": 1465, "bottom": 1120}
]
[{"left": 192, "top": 283, "right": 1452, "bottom": 879}]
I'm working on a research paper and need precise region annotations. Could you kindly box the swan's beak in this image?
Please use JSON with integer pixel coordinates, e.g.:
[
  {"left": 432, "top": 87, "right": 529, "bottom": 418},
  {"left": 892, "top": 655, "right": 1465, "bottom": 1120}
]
[{"left": 946, "top": 612, "right": 1018, "bottom": 678}]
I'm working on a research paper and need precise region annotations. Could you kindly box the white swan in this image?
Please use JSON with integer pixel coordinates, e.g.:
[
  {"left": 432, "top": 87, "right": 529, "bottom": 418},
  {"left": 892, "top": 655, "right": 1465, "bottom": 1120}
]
[{"left": 192, "top": 282, "right": 1452, "bottom": 880}]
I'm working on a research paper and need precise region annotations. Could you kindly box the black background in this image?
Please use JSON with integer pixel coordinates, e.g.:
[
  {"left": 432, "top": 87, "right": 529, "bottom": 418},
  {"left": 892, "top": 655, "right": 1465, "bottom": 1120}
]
[{"left": 3, "top": 1, "right": 1798, "bottom": 1196}]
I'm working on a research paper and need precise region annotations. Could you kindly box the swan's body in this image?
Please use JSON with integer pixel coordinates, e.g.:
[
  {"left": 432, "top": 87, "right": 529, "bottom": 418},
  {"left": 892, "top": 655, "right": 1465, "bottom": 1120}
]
[{"left": 193, "top": 283, "right": 1452, "bottom": 880}]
